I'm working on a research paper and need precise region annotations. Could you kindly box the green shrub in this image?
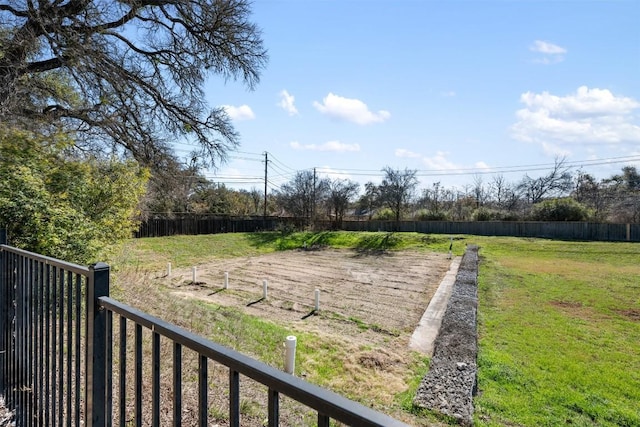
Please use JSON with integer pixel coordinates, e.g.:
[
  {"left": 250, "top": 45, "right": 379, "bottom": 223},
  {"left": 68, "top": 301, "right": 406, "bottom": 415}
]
[
  {"left": 372, "top": 208, "right": 395, "bottom": 220},
  {"left": 415, "top": 209, "right": 448, "bottom": 221},
  {"left": 472, "top": 207, "right": 497, "bottom": 221},
  {"left": 0, "top": 127, "right": 148, "bottom": 263},
  {"left": 531, "top": 198, "right": 591, "bottom": 221}
]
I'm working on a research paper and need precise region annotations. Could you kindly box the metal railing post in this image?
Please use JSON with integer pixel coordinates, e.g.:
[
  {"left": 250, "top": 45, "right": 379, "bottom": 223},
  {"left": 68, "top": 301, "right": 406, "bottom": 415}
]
[
  {"left": 86, "top": 262, "right": 110, "bottom": 427},
  {"left": 0, "top": 229, "right": 6, "bottom": 396}
]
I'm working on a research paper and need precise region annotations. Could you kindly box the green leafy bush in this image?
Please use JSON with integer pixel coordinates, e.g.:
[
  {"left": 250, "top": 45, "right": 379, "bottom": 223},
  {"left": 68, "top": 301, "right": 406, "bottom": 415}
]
[
  {"left": 0, "top": 127, "right": 148, "bottom": 263},
  {"left": 415, "top": 209, "right": 448, "bottom": 221},
  {"left": 531, "top": 198, "right": 591, "bottom": 221},
  {"left": 372, "top": 208, "right": 395, "bottom": 220}
]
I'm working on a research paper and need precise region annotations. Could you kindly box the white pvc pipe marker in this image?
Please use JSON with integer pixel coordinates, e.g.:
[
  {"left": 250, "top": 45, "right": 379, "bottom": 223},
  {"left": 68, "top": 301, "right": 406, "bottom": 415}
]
[
  {"left": 192, "top": 266, "right": 197, "bottom": 282},
  {"left": 314, "top": 289, "right": 320, "bottom": 311},
  {"left": 263, "top": 280, "right": 268, "bottom": 299},
  {"left": 224, "top": 272, "right": 229, "bottom": 289},
  {"left": 284, "top": 335, "right": 297, "bottom": 374},
  {"left": 167, "top": 263, "right": 172, "bottom": 277}
]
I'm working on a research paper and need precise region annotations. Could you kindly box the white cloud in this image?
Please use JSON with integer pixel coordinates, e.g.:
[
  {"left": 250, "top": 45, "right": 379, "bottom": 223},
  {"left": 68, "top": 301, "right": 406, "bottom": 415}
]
[
  {"left": 511, "top": 86, "right": 640, "bottom": 146},
  {"left": 474, "top": 161, "right": 491, "bottom": 171},
  {"left": 395, "top": 148, "right": 422, "bottom": 158},
  {"left": 422, "top": 151, "right": 460, "bottom": 170},
  {"left": 530, "top": 40, "right": 567, "bottom": 55},
  {"left": 221, "top": 104, "right": 255, "bottom": 121},
  {"left": 529, "top": 40, "right": 566, "bottom": 64},
  {"left": 290, "top": 140, "right": 361, "bottom": 152},
  {"left": 313, "top": 93, "right": 390, "bottom": 125},
  {"left": 520, "top": 86, "right": 638, "bottom": 117},
  {"left": 277, "top": 90, "right": 298, "bottom": 116},
  {"left": 441, "top": 91, "right": 457, "bottom": 97},
  {"left": 541, "top": 141, "right": 571, "bottom": 157},
  {"left": 533, "top": 56, "right": 564, "bottom": 65},
  {"left": 316, "top": 167, "right": 353, "bottom": 181}
]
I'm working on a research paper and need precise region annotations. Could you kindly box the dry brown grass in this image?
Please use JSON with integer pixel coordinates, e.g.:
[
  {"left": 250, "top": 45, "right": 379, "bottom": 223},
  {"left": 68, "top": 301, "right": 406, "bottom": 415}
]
[
  {"left": 109, "top": 248, "right": 453, "bottom": 426},
  {"left": 0, "top": 397, "right": 13, "bottom": 426}
]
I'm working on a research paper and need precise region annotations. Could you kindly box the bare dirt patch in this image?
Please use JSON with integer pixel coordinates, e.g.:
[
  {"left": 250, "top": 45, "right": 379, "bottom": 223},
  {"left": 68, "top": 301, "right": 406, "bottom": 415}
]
[
  {"left": 550, "top": 300, "right": 583, "bottom": 309},
  {"left": 163, "top": 248, "right": 452, "bottom": 350},
  {"left": 616, "top": 308, "right": 640, "bottom": 322}
]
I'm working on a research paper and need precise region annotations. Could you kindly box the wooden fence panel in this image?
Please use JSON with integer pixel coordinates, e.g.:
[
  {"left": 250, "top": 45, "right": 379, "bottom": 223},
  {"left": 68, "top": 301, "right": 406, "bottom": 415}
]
[
  {"left": 135, "top": 217, "right": 639, "bottom": 242},
  {"left": 338, "top": 220, "right": 639, "bottom": 242}
]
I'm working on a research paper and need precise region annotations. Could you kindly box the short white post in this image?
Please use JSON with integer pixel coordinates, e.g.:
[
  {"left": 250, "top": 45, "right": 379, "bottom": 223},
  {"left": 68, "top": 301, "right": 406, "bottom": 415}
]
[
  {"left": 284, "top": 335, "right": 297, "bottom": 374},
  {"left": 314, "top": 289, "right": 320, "bottom": 311},
  {"left": 167, "top": 262, "right": 172, "bottom": 277},
  {"left": 224, "top": 272, "right": 229, "bottom": 289},
  {"left": 263, "top": 280, "right": 268, "bottom": 299},
  {"left": 192, "top": 266, "right": 197, "bottom": 283}
]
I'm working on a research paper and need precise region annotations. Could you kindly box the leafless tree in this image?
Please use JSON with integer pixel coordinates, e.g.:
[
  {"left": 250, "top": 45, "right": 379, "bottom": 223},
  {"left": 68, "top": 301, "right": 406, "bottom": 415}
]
[
  {"left": 419, "top": 181, "right": 445, "bottom": 215},
  {"left": 573, "top": 171, "right": 606, "bottom": 221},
  {"left": 518, "top": 157, "right": 573, "bottom": 204},
  {"left": 356, "top": 181, "right": 379, "bottom": 220},
  {"left": 602, "top": 166, "right": 640, "bottom": 223},
  {"left": 275, "top": 170, "right": 329, "bottom": 222},
  {"left": 0, "top": 0, "right": 267, "bottom": 167},
  {"left": 378, "top": 167, "right": 418, "bottom": 224},
  {"left": 326, "top": 179, "right": 359, "bottom": 228},
  {"left": 472, "top": 174, "right": 486, "bottom": 207},
  {"left": 142, "top": 157, "right": 206, "bottom": 216},
  {"left": 489, "top": 174, "right": 520, "bottom": 212},
  {"left": 249, "top": 187, "right": 263, "bottom": 215}
]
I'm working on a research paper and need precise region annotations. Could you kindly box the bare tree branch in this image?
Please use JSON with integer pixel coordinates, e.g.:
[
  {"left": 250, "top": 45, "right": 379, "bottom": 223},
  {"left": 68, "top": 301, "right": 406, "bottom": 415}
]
[{"left": 0, "top": 0, "right": 267, "bottom": 168}]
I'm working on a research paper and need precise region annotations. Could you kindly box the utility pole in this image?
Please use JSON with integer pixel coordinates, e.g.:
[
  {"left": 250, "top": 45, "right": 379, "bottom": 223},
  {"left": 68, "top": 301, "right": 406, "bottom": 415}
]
[
  {"left": 263, "top": 152, "right": 268, "bottom": 222},
  {"left": 312, "top": 167, "right": 316, "bottom": 226}
]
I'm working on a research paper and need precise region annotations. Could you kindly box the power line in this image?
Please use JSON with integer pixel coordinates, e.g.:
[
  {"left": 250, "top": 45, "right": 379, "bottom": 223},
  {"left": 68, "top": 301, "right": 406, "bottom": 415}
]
[
  {"left": 170, "top": 144, "right": 640, "bottom": 191},
  {"left": 311, "top": 155, "right": 640, "bottom": 179},
  {"left": 227, "top": 155, "right": 264, "bottom": 162},
  {"left": 266, "top": 152, "right": 297, "bottom": 172}
]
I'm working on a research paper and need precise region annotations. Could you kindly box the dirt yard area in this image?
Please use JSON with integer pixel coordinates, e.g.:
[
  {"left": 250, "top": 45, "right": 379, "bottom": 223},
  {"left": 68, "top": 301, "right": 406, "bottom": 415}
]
[{"left": 163, "top": 248, "right": 453, "bottom": 349}]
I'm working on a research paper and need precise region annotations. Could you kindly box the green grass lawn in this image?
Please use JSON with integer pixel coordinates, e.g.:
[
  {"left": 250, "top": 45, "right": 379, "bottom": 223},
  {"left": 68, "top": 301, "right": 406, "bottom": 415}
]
[
  {"left": 116, "top": 230, "right": 454, "bottom": 270},
  {"left": 469, "top": 236, "right": 640, "bottom": 427},
  {"left": 114, "top": 232, "right": 640, "bottom": 426}
]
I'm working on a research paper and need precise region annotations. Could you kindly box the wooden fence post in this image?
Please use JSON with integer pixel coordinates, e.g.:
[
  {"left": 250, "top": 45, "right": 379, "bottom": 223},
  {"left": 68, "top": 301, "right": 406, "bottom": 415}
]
[{"left": 86, "top": 262, "right": 110, "bottom": 427}]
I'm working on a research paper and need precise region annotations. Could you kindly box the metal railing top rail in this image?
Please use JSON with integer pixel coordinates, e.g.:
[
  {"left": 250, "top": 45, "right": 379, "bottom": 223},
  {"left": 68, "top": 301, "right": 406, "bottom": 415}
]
[
  {"left": 99, "top": 296, "right": 410, "bottom": 427},
  {"left": 0, "top": 244, "right": 90, "bottom": 276}
]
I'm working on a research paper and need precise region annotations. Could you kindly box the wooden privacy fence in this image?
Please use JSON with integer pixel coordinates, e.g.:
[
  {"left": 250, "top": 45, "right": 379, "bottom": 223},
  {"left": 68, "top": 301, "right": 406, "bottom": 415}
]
[
  {"left": 337, "top": 220, "right": 640, "bottom": 242},
  {"left": 136, "top": 217, "right": 640, "bottom": 242},
  {"left": 0, "top": 233, "right": 408, "bottom": 427},
  {"left": 135, "top": 216, "right": 301, "bottom": 238}
]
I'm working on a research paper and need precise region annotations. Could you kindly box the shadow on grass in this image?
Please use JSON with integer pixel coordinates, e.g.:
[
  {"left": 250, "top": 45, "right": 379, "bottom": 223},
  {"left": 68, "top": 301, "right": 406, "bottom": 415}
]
[
  {"left": 244, "top": 230, "right": 410, "bottom": 254},
  {"left": 244, "top": 231, "right": 282, "bottom": 247},
  {"left": 353, "top": 232, "right": 398, "bottom": 255},
  {"left": 244, "top": 230, "right": 338, "bottom": 251}
]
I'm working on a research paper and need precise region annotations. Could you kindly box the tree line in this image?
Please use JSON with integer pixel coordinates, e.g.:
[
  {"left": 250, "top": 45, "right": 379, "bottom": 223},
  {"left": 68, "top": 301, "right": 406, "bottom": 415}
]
[{"left": 143, "top": 158, "right": 640, "bottom": 227}]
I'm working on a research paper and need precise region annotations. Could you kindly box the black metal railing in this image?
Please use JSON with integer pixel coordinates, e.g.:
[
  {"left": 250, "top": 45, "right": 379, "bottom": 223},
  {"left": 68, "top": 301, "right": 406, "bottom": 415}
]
[
  {"left": 0, "top": 242, "right": 90, "bottom": 427},
  {"left": 0, "top": 237, "right": 409, "bottom": 426}
]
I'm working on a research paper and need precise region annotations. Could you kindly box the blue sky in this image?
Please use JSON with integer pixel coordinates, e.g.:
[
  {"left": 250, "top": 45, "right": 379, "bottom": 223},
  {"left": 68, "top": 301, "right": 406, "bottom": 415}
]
[{"left": 176, "top": 0, "right": 640, "bottom": 194}]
